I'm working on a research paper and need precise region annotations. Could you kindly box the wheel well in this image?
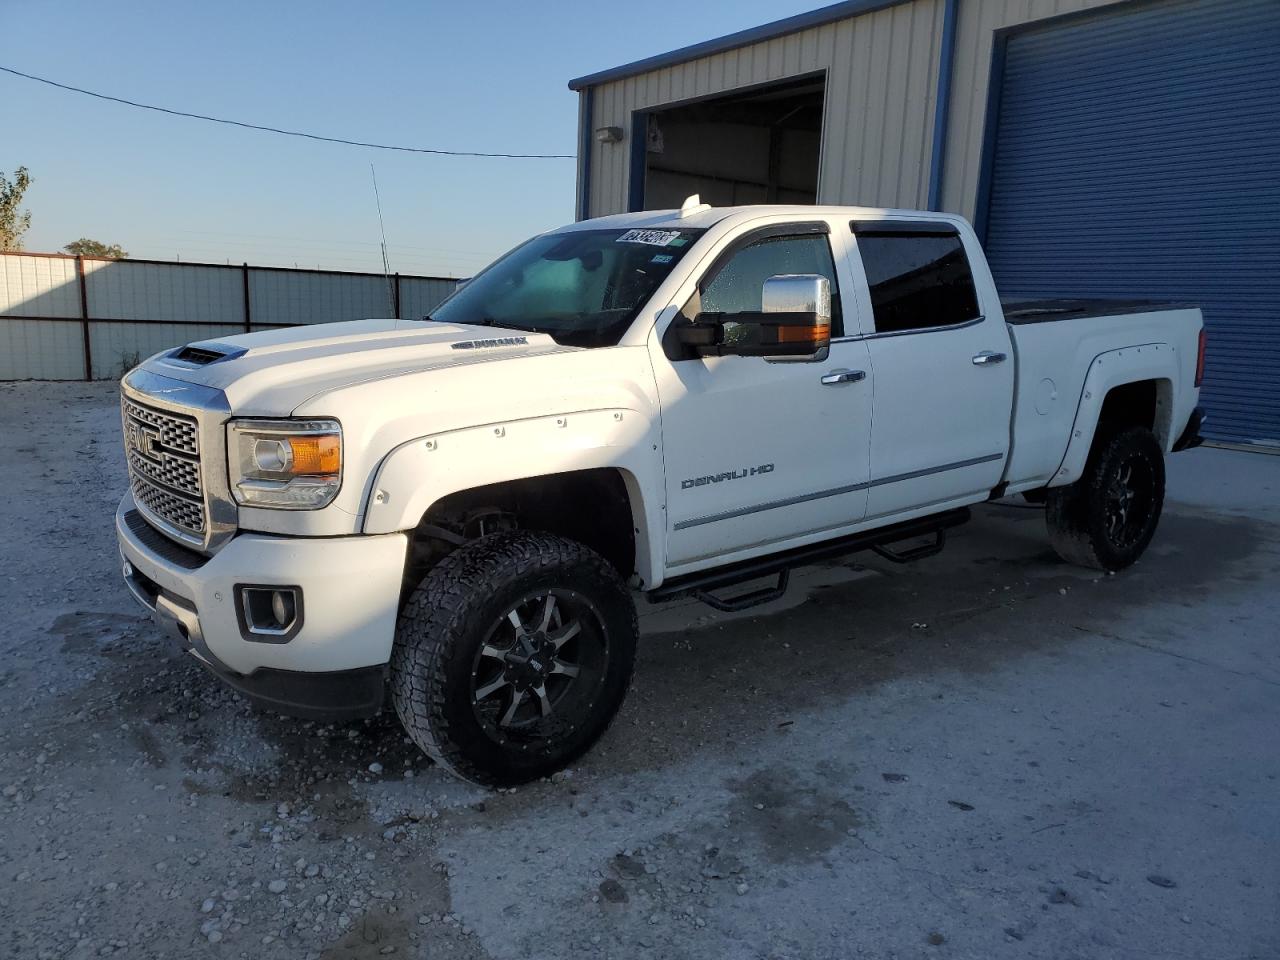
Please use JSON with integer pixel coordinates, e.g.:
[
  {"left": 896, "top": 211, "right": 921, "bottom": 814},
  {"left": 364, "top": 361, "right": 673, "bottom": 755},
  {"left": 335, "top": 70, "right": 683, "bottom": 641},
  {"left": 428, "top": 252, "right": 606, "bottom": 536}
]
[
  {"left": 1097, "top": 379, "right": 1172, "bottom": 448},
  {"left": 404, "top": 468, "right": 638, "bottom": 593}
]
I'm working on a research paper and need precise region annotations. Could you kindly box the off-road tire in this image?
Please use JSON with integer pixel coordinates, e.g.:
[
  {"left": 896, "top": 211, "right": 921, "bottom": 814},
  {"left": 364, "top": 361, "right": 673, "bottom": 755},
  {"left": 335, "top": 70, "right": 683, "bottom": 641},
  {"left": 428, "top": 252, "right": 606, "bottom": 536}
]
[
  {"left": 390, "top": 531, "right": 637, "bottom": 786},
  {"left": 1045, "top": 426, "right": 1165, "bottom": 571}
]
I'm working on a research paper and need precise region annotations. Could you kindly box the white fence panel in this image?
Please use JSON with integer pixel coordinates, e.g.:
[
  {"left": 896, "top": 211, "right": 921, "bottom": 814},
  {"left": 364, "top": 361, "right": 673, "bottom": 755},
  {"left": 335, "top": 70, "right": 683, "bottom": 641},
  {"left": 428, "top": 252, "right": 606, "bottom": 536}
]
[
  {"left": 89, "top": 322, "right": 245, "bottom": 380},
  {"left": 249, "top": 270, "right": 394, "bottom": 325},
  {"left": 0, "top": 319, "right": 84, "bottom": 380},
  {"left": 1, "top": 252, "right": 459, "bottom": 380},
  {"left": 85, "top": 260, "right": 245, "bottom": 324},
  {"left": 1, "top": 255, "right": 80, "bottom": 319},
  {"left": 399, "top": 277, "right": 459, "bottom": 320}
]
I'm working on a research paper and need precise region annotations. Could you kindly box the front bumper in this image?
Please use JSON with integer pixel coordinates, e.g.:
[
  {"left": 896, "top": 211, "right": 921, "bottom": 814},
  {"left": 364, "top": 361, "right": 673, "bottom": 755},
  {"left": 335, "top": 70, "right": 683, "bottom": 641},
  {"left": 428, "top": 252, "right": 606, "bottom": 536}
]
[{"left": 116, "top": 494, "right": 408, "bottom": 720}]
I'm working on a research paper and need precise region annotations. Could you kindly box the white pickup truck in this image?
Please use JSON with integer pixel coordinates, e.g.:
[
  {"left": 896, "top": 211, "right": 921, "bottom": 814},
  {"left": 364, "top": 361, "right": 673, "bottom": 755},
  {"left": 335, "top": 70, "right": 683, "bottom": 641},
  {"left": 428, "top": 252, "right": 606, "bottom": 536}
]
[{"left": 116, "top": 200, "right": 1206, "bottom": 785}]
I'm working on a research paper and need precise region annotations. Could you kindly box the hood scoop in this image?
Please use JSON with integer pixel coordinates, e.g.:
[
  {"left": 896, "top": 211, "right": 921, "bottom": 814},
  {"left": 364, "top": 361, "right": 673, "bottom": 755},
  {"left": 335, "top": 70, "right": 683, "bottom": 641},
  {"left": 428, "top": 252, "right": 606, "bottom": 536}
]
[{"left": 169, "top": 342, "right": 248, "bottom": 366}]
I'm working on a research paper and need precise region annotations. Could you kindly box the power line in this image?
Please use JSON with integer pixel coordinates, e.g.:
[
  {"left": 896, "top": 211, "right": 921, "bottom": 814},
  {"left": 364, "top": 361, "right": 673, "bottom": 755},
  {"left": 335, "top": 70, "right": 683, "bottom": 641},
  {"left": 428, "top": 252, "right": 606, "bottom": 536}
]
[{"left": 0, "top": 64, "right": 575, "bottom": 160}]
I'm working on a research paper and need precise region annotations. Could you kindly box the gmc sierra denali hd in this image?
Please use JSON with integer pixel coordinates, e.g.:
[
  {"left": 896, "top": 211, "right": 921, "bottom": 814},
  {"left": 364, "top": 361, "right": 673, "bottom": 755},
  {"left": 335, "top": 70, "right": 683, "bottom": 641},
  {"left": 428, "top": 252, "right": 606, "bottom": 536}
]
[{"left": 116, "top": 199, "right": 1206, "bottom": 785}]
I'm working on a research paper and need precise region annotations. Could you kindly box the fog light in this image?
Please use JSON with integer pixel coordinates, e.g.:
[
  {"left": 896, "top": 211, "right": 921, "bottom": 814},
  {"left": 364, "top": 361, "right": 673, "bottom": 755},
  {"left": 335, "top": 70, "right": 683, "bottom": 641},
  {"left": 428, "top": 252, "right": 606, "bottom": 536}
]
[
  {"left": 236, "top": 585, "right": 303, "bottom": 642},
  {"left": 270, "top": 590, "right": 291, "bottom": 626}
]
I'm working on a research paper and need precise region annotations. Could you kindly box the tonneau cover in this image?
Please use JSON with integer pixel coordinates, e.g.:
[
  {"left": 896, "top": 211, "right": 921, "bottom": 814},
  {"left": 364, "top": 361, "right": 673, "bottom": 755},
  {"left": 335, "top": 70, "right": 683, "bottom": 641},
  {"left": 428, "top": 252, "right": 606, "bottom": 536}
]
[{"left": 1001, "top": 298, "right": 1194, "bottom": 325}]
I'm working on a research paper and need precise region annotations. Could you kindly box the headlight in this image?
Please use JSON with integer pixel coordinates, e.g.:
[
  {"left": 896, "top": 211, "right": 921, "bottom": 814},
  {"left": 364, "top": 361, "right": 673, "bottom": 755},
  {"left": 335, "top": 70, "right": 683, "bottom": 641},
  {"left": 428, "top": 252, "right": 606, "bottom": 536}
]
[{"left": 228, "top": 419, "right": 342, "bottom": 509}]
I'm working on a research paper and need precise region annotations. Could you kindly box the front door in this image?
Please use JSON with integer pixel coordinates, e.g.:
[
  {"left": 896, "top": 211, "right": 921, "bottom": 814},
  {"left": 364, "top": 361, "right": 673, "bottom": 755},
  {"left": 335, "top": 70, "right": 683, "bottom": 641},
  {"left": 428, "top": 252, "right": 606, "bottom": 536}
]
[{"left": 651, "top": 221, "right": 875, "bottom": 570}]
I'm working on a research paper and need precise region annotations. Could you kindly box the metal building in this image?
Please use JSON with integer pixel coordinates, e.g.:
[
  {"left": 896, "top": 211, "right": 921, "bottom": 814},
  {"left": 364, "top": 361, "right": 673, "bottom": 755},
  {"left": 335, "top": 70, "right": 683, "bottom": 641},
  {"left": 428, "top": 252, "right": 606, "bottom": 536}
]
[{"left": 569, "top": 0, "right": 1280, "bottom": 446}]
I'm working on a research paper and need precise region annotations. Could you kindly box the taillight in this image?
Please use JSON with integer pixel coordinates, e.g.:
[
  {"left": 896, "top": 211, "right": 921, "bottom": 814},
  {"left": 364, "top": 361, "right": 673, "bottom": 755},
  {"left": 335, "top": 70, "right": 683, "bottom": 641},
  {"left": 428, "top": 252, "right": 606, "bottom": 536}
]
[{"left": 1195, "top": 328, "right": 1207, "bottom": 388}]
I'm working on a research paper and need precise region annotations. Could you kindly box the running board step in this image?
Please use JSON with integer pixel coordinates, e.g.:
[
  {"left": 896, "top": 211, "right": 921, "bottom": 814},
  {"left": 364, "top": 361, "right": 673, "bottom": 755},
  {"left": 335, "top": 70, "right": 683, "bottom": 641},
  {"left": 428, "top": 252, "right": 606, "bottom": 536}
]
[
  {"left": 871, "top": 529, "right": 947, "bottom": 564},
  {"left": 648, "top": 508, "right": 970, "bottom": 610},
  {"left": 694, "top": 571, "right": 791, "bottom": 613}
]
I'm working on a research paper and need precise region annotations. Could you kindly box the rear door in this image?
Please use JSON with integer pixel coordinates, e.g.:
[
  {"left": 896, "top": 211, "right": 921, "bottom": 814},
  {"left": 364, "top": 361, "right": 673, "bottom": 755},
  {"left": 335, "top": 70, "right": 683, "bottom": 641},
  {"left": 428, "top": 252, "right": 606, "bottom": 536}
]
[{"left": 846, "top": 220, "right": 1014, "bottom": 519}]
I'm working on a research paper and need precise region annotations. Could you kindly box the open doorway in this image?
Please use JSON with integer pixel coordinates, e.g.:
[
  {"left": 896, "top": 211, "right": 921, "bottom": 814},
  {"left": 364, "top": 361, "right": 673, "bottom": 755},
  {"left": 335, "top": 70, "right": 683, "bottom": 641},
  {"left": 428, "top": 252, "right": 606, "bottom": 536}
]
[{"left": 631, "top": 74, "right": 825, "bottom": 211}]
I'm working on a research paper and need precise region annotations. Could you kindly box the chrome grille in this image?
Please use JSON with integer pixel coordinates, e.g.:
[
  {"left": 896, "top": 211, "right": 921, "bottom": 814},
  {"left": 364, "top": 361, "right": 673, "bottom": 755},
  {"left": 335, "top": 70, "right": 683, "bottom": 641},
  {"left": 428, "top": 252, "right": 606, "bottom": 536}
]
[
  {"left": 122, "top": 398, "right": 198, "bottom": 455},
  {"left": 129, "top": 474, "right": 206, "bottom": 533},
  {"left": 121, "top": 397, "right": 206, "bottom": 538},
  {"left": 127, "top": 447, "right": 201, "bottom": 497}
]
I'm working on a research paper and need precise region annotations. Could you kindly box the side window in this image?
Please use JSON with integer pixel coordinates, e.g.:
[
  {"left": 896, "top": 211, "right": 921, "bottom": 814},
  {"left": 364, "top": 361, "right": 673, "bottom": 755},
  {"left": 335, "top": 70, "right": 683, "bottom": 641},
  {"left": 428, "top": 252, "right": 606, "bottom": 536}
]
[
  {"left": 852, "top": 225, "right": 980, "bottom": 334},
  {"left": 691, "top": 232, "right": 844, "bottom": 337}
]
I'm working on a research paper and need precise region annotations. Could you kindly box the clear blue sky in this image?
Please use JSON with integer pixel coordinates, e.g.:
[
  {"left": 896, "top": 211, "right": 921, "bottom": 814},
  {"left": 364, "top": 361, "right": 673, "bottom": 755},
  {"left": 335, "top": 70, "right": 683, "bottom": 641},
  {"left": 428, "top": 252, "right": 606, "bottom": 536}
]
[{"left": 4, "top": 0, "right": 820, "bottom": 277}]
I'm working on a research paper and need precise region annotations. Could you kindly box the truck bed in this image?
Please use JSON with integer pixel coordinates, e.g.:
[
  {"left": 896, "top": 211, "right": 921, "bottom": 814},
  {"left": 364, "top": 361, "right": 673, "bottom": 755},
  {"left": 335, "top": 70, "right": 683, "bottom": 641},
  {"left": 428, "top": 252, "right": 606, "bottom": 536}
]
[
  {"left": 1001, "top": 298, "right": 1192, "bottom": 325},
  {"left": 1001, "top": 296, "right": 1202, "bottom": 495}
]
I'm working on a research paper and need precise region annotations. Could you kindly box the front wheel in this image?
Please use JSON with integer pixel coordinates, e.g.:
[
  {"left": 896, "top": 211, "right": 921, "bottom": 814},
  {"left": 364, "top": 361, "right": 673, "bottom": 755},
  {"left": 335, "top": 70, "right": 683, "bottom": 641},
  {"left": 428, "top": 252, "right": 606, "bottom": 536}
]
[
  {"left": 1045, "top": 426, "right": 1166, "bottom": 571},
  {"left": 390, "top": 531, "right": 638, "bottom": 786}
]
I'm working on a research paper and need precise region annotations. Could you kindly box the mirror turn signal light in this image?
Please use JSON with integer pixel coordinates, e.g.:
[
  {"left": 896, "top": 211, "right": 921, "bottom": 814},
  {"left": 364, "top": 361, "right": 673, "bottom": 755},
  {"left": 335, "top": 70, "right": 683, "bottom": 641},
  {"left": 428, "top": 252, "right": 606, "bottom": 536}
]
[{"left": 776, "top": 322, "right": 830, "bottom": 344}]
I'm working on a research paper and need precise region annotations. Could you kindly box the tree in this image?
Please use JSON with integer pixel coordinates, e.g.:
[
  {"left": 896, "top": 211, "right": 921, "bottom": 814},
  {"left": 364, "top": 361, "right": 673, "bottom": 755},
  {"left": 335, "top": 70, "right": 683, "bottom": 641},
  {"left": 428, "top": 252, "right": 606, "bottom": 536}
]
[
  {"left": 64, "top": 238, "right": 128, "bottom": 258},
  {"left": 0, "top": 166, "right": 33, "bottom": 251}
]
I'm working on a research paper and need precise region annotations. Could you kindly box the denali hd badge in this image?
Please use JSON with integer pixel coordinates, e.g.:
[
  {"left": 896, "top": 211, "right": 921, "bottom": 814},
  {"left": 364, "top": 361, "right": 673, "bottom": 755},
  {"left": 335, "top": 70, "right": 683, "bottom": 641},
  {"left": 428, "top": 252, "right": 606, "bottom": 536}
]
[
  {"left": 452, "top": 337, "right": 529, "bottom": 350},
  {"left": 681, "top": 464, "right": 774, "bottom": 489}
]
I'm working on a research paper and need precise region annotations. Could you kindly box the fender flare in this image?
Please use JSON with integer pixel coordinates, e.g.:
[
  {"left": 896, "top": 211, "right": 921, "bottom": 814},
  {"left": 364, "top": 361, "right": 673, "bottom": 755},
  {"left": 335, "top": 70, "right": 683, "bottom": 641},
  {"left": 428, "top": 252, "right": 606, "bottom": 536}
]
[
  {"left": 1051, "top": 342, "right": 1177, "bottom": 487},
  {"left": 360, "top": 407, "right": 665, "bottom": 589}
]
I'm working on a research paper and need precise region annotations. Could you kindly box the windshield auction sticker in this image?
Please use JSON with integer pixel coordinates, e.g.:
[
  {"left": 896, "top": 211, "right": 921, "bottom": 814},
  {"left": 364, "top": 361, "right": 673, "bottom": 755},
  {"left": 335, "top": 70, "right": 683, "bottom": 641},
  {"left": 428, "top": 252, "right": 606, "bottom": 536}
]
[{"left": 616, "top": 229, "right": 682, "bottom": 246}]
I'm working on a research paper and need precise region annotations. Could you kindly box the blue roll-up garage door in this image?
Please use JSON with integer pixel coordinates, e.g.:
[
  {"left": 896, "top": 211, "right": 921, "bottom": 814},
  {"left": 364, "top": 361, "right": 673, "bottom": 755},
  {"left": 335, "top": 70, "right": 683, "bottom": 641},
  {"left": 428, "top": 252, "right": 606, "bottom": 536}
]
[{"left": 981, "top": 0, "right": 1280, "bottom": 446}]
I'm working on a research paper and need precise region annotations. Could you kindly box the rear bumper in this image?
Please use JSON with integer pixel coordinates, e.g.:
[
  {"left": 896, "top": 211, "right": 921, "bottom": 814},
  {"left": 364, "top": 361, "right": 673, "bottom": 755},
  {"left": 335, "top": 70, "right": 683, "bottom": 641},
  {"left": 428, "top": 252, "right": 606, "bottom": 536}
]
[
  {"left": 1173, "top": 406, "right": 1205, "bottom": 452},
  {"left": 116, "top": 494, "right": 408, "bottom": 721}
]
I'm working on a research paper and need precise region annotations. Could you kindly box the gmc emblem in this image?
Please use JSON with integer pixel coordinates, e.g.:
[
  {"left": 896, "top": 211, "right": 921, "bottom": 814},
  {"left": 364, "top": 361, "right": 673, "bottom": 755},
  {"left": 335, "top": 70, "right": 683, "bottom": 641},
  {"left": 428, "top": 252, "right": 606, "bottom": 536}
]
[{"left": 127, "top": 419, "right": 164, "bottom": 464}]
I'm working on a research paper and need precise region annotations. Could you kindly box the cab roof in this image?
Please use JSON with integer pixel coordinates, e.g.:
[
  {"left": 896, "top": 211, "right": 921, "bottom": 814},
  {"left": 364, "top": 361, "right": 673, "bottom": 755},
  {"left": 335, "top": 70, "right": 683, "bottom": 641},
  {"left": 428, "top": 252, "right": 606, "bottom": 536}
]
[{"left": 556, "top": 204, "right": 964, "bottom": 234}]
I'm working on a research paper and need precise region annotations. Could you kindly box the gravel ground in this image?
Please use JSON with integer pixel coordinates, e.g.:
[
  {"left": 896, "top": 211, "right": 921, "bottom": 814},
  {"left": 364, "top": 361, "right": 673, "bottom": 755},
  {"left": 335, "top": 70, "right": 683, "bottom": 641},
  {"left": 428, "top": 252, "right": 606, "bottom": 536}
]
[{"left": 0, "top": 380, "right": 1277, "bottom": 960}]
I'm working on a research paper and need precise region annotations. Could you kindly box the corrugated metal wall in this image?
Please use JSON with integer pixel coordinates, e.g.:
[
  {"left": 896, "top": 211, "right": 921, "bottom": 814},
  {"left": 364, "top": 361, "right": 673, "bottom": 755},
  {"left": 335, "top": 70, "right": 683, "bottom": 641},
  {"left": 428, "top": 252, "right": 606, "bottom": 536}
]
[
  {"left": 0, "top": 253, "right": 459, "bottom": 381},
  {"left": 585, "top": 0, "right": 945, "bottom": 217}
]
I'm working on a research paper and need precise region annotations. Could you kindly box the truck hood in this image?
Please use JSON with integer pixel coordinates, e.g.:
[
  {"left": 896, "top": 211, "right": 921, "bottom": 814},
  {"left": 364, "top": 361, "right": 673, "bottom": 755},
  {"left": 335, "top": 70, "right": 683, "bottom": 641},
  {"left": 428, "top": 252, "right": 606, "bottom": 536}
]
[{"left": 141, "top": 318, "right": 576, "bottom": 415}]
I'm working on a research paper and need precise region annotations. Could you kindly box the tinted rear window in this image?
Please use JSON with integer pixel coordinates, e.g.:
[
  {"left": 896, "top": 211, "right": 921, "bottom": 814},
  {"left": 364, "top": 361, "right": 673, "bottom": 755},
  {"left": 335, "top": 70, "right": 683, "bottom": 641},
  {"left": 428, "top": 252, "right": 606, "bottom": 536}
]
[{"left": 852, "top": 225, "right": 980, "bottom": 334}]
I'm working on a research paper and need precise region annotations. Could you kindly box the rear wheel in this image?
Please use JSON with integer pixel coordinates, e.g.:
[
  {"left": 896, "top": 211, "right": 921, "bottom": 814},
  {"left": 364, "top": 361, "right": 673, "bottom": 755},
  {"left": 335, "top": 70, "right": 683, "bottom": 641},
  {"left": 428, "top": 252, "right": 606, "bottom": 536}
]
[
  {"left": 1045, "top": 426, "right": 1165, "bottom": 571},
  {"left": 390, "top": 531, "right": 637, "bottom": 786}
]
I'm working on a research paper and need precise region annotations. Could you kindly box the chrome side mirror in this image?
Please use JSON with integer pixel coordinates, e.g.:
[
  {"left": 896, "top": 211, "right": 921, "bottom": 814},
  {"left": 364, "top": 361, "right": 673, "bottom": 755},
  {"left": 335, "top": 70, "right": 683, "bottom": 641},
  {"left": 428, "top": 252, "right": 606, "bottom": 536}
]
[{"left": 679, "top": 274, "right": 832, "bottom": 361}]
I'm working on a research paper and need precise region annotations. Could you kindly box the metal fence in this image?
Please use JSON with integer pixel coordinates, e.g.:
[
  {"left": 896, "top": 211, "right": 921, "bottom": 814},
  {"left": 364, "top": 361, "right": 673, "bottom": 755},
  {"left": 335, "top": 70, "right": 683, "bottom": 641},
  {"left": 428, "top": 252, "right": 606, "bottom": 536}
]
[{"left": 0, "top": 252, "right": 460, "bottom": 380}]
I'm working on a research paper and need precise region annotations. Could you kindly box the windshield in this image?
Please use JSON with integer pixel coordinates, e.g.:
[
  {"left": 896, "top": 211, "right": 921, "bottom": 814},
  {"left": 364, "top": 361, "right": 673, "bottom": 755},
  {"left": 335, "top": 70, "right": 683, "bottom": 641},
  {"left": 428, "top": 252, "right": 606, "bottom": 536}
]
[{"left": 429, "top": 227, "right": 705, "bottom": 348}]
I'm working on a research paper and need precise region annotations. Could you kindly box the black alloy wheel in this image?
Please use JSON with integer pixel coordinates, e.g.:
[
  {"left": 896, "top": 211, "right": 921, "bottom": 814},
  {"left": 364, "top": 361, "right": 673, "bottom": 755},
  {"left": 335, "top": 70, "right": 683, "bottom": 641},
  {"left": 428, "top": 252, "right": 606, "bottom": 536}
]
[
  {"left": 469, "top": 588, "right": 609, "bottom": 745},
  {"left": 1102, "top": 455, "right": 1157, "bottom": 552},
  {"left": 390, "top": 531, "right": 637, "bottom": 786},
  {"left": 1045, "top": 425, "right": 1166, "bottom": 571}
]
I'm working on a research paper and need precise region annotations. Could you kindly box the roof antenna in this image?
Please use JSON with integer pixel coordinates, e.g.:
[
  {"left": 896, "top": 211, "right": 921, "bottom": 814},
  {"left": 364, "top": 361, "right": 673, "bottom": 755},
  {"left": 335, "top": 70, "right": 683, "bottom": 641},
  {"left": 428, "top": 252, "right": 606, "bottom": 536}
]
[
  {"left": 679, "top": 193, "right": 710, "bottom": 218},
  {"left": 370, "top": 163, "right": 396, "bottom": 318}
]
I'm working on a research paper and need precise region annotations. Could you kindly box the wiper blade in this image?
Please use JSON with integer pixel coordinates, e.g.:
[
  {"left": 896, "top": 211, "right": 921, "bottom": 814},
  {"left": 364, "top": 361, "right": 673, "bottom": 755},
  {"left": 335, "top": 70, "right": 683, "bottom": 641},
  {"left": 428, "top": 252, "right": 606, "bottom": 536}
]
[{"left": 476, "top": 317, "right": 532, "bottom": 333}]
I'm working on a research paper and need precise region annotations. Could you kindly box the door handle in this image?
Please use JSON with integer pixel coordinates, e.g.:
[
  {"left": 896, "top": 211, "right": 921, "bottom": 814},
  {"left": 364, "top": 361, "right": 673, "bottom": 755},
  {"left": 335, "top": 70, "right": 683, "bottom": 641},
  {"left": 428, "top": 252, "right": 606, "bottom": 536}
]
[
  {"left": 820, "top": 369, "right": 866, "bottom": 386},
  {"left": 972, "top": 351, "right": 1007, "bottom": 365}
]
